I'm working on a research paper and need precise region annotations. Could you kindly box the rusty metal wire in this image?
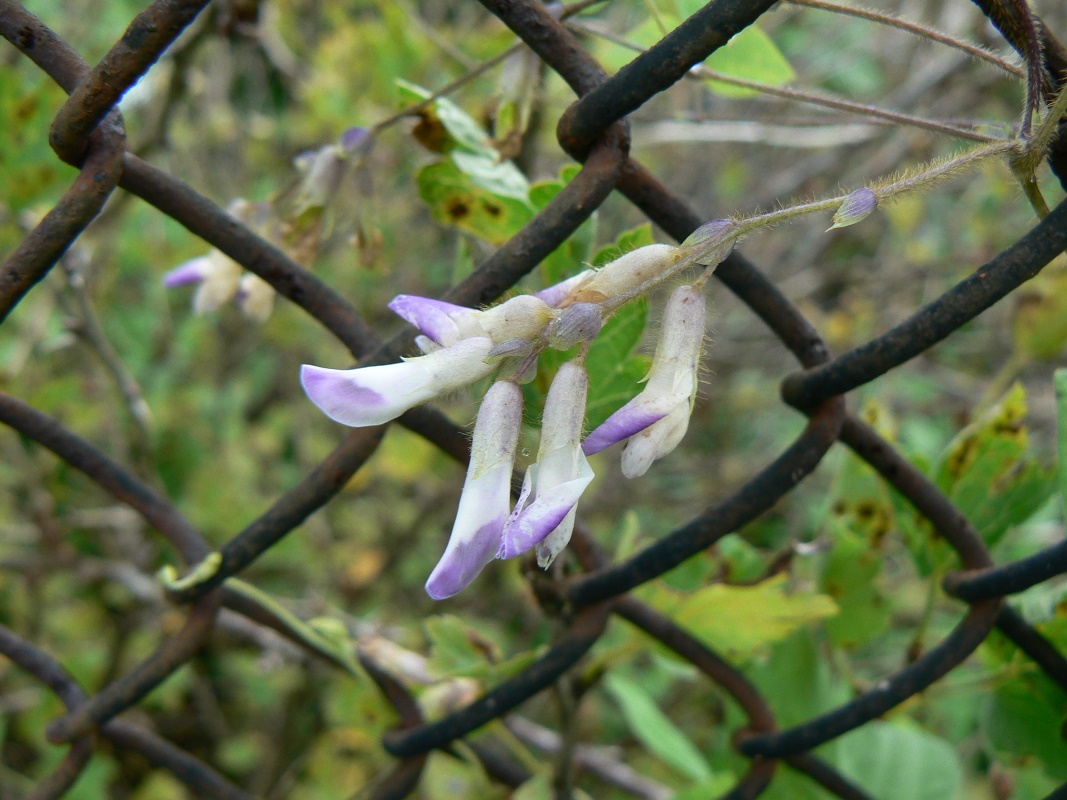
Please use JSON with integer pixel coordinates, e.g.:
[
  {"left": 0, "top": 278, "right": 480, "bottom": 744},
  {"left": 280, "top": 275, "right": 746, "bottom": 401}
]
[{"left": 1, "top": 0, "right": 1066, "bottom": 798}]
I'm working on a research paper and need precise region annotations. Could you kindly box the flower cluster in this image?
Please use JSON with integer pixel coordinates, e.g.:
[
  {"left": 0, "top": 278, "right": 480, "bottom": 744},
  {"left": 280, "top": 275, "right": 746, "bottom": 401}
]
[
  {"left": 301, "top": 242, "right": 718, "bottom": 598},
  {"left": 163, "top": 127, "right": 373, "bottom": 321}
]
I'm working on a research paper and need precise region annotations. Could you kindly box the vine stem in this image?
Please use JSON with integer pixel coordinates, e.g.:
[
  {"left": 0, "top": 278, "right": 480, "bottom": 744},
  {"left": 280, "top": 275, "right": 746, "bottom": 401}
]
[
  {"left": 783, "top": 0, "right": 1025, "bottom": 78},
  {"left": 571, "top": 22, "right": 1007, "bottom": 144}
]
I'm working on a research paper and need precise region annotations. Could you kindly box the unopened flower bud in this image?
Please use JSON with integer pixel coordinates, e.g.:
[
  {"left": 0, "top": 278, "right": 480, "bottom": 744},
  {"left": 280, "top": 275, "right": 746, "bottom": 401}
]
[
  {"left": 579, "top": 244, "right": 678, "bottom": 300},
  {"left": 828, "top": 188, "right": 876, "bottom": 231},
  {"left": 548, "top": 302, "right": 603, "bottom": 350},
  {"left": 486, "top": 338, "right": 535, "bottom": 364},
  {"left": 682, "top": 219, "right": 737, "bottom": 266},
  {"left": 340, "top": 126, "right": 374, "bottom": 158}
]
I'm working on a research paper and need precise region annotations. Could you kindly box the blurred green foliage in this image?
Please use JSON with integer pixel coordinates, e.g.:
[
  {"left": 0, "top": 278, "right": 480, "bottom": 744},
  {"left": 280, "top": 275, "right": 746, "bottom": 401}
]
[{"left": 2, "top": 0, "right": 1067, "bottom": 798}]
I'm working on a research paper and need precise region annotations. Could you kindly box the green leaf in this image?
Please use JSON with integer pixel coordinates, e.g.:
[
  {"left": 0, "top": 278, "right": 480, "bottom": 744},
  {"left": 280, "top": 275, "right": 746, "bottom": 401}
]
[
  {"left": 934, "top": 383, "right": 1056, "bottom": 547},
  {"left": 586, "top": 301, "right": 651, "bottom": 429},
  {"left": 434, "top": 96, "right": 496, "bottom": 154},
  {"left": 424, "top": 614, "right": 500, "bottom": 680},
  {"left": 529, "top": 165, "right": 597, "bottom": 287},
  {"left": 644, "top": 574, "right": 838, "bottom": 659},
  {"left": 594, "top": 15, "right": 793, "bottom": 99},
  {"left": 417, "top": 160, "right": 533, "bottom": 244},
  {"left": 421, "top": 750, "right": 500, "bottom": 800},
  {"left": 671, "top": 775, "right": 738, "bottom": 799},
  {"left": 1012, "top": 267, "right": 1067, "bottom": 361},
  {"left": 835, "top": 721, "right": 962, "bottom": 800},
  {"left": 701, "top": 25, "right": 796, "bottom": 98},
  {"left": 422, "top": 614, "right": 537, "bottom": 682},
  {"left": 603, "top": 672, "right": 714, "bottom": 783},
  {"left": 591, "top": 223, "right": 656, "bottom": 267},
  {"left": 982, "top": 670, "right": 1067, "bottom": 781},
  {"left": 395, "top": 78, "right": 496, "bottom": 155},
  {"left": 512, "top": 771, "right": 593, "bottom": 800},
  {"left": 821, "top": 520, "right": 891, "bottom": 648},
  {"left": 451, "top": 150, "right": 530, "bottom": 200}
]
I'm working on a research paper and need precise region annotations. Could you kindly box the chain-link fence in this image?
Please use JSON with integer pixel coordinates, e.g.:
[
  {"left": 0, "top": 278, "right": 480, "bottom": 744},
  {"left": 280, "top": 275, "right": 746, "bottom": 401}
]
[{"left": 2, "top": 0, "right": 1067, "bottom": 798}]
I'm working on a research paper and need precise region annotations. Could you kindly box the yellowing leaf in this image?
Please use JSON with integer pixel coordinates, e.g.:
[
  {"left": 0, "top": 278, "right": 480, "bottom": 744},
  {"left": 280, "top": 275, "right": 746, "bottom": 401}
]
[
  {"left": 645, "top": 574, "right": 838, "bottom": 658},
  {"left": 417, "top": 160, "right": 533, "bottom": 244},
  {"left": 935, "top": 383, "right": 1056, "bottom": 547}
]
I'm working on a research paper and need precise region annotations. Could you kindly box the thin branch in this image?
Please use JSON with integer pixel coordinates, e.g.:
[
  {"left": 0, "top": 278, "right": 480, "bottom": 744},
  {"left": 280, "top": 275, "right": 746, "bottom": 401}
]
[
  {"left": 783, "top": 0, "right": 1025, "bottom": 78},
  {"left": 571, "top": 21, "right": 1006, "bottom": 143}
]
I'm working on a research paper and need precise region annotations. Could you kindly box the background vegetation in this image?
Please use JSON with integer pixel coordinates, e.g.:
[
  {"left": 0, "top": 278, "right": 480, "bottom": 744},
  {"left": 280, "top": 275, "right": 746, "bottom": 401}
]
[{"left": 2, "top": 0, "right": 1067, "bottom": 798}]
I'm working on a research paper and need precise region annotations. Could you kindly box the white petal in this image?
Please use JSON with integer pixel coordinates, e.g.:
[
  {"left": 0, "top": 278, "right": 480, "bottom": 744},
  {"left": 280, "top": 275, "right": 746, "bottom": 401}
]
[
  {"left": 192, "top": 251, "right": 242, "bottom": 314},
  {"left": 301, "top": 337, "right": 494, "bottom": 427},
  {"left": 237, "top": 273, "right": 276, "bottom": 321},
  {"left": 620, "top": 403, "right": 691, "bottom": 478}
]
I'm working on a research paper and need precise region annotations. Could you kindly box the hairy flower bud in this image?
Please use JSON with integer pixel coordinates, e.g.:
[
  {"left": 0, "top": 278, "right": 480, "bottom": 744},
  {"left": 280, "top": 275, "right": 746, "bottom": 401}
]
[
  {"left": 682, "top": 219, "right": 736, "bottom": 266},
  {"left": 548, "top": 303, "right": 604, "bottom": 350},
  {"left": 828, "top": 187, "right": 877, "bottom": 230},
  {"left": 578, "top": 244, "right": 678, "bottom": 301}
]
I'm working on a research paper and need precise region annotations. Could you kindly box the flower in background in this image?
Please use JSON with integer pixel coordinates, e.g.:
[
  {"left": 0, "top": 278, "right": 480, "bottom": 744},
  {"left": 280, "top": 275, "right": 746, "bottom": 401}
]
[
  {"left": 165, "top": 127, "right": 374, "bottom": 321},
  {"left": 426, "top": 380, "right": 523, "bottom": 599},
  {"left": 499, "top": 361, "right": 594, "bottom": 568},
  {"left": 163, "top": 248, "right": 243, "bottom": 315},
  {"left": 582, "top": 284, "right": 706, "bottom": 478},
  {"left": 162, "top": 199, "right": 280, "bottom": 321}
]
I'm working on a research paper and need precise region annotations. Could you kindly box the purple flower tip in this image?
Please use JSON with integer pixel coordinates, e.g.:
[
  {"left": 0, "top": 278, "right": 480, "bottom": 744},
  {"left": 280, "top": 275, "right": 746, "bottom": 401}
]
[
  {"left": 341, "top": 127, "right": 373, "bottom": 157},
  {"left": 162, "top": 257, "right": 209, "bottom": 288},
  {"left": 829, "top": 187, "right": 877, "bottom": 230}
]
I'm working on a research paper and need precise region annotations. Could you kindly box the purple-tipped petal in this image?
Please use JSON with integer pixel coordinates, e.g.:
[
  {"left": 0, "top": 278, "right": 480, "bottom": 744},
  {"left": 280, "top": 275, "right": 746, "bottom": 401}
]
[
  {"left": 426, "top": 514, "right": 507, "bottom": 599},
  {"left": 163, "top": 257, "right": 211, "bottom": 288},
  {"left": 534, "top": 270, "right": 593, "bottom": 307},
  {"left": 388, "top": 294, "right": 475, "bottom": 346},
  {"left": 499, "top": 498, "right": 576, "bottom": 559},
  {"left": 582, "top": 401, "right": 671, "bottom": 455},
  {"left": 498, "top": 445, "right": 593, "bottom": 559},
  {"left": 426, "top": 381, "right": 522, "bottom": 598},
  {"left": 341, "top": 126, "right": 373, "bottom": 157},
  {"left": 301, "top": 336, "right": 495, "bottom": 427},
  {"left": 300, "top": 364, "right": 391, "bottom": 425}
]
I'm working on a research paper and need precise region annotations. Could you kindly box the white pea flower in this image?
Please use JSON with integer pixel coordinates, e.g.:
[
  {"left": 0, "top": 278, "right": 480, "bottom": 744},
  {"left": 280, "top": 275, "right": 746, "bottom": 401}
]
[
  {"left": 163, "top": 249, "right": 244, "bottom": 315},
  {"left": 300, "top": 337, "right": 495, "bottom": 427},
  {"left": 389, "top": 293, "right": 555, "bottom": 347},
  {"left": 582, "top": 284, "right": 706, "bottom": 478},
  {"left": 426, "top": 381, "right": 523, "bottom": 599},
  {"left": 499, "top": 361, "right": 594, "bottom": 568}
]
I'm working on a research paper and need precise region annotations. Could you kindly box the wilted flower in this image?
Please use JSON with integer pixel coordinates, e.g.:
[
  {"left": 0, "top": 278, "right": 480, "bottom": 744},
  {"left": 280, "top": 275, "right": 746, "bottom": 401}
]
[
  {"left": 301, "top": 337, "right": 495, "bottom": 427},
  {"left": 583, "top": 284, "right": 706, "bottom": 477},
  {"left": 499, "top": 361, "right": 594, "bottom": 567},
  {"left": 426, "top": 380, "right": 523, "bottom": 599}
]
